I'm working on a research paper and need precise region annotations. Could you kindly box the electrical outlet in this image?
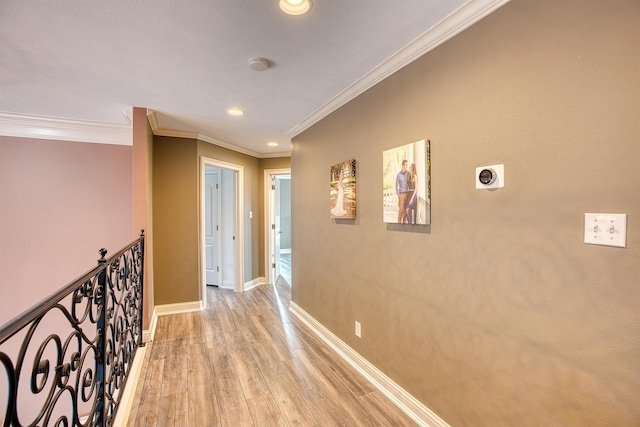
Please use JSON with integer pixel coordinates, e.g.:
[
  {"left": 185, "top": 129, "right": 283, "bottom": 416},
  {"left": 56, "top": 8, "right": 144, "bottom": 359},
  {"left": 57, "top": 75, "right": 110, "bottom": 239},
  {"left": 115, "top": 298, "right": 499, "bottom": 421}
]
[{"left": 355, "top": 321, "right": 361, "bottom": 338}]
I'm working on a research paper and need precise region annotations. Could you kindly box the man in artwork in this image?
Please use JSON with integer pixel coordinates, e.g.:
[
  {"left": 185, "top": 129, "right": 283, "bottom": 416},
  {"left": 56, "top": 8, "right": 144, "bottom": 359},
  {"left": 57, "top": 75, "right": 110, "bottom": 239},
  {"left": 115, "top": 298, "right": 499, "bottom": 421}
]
[{"left": 396, "top": 159, "right": 410, "bottom": 223}]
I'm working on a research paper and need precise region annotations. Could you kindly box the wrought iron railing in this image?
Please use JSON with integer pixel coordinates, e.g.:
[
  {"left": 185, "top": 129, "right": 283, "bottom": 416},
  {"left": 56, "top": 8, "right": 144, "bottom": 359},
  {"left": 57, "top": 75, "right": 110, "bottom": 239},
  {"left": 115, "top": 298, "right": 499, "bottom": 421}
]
[{"left": 1, "top": 231, "right": 145, "bottom": 427}]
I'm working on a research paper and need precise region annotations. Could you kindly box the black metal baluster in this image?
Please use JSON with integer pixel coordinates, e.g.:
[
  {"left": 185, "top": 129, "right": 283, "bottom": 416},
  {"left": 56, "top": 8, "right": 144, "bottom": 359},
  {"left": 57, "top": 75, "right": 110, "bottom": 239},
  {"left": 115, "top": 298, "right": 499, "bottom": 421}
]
[
  {"left": 94, "top": 248, "right": 108, "bottom": 427},
  {"left": 138, "top": 229, "right": 145, "bottom": 349}
]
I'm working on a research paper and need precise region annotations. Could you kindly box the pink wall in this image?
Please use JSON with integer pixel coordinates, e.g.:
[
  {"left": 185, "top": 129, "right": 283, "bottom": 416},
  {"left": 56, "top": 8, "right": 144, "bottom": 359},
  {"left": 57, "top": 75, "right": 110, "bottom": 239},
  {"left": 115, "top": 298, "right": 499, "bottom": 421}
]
[{"left": 0, "top": 136, "right": 132, "bottom": 325}]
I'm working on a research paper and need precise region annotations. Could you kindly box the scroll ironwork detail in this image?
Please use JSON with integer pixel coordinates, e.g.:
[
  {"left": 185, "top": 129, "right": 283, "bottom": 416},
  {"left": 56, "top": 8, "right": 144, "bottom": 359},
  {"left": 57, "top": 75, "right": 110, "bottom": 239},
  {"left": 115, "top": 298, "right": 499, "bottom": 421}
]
[{"left": 1, "top": 231, "right": 145, "bottom": 427}]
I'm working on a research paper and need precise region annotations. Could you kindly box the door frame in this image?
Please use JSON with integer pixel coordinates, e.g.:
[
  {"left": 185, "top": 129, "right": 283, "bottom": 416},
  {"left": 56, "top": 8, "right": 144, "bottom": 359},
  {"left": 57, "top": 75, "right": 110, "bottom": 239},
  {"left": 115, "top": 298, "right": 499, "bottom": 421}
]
[
  {"left": 263, "top": 168, "right": 291, "bottom": 284},
  {"left": 200, "top": 156, "right": 245, "bottom": 306}
]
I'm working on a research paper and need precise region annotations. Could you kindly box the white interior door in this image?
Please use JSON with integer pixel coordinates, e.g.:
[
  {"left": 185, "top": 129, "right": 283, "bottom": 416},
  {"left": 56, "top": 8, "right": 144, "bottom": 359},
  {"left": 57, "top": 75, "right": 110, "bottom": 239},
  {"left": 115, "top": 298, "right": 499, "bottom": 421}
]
[
  {"left": 269, "top": 176, "right": 278, "bottom": 283},
  {"left": 274, "top": 177, "right": 282, "bottom": 280},
  {"left": 220, "top": 169, "right": 237, "bottom": 289},
  {"left": 205, "top": 172, "right": 220, "bottom": 286}
]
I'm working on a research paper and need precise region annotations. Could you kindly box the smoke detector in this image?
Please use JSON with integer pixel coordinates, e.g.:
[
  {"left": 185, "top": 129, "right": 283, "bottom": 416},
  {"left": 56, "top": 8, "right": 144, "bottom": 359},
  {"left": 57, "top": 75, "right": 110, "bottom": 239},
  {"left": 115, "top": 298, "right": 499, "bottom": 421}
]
[{"left": 248, "top": 57, "right": 270, "bottom": 72}]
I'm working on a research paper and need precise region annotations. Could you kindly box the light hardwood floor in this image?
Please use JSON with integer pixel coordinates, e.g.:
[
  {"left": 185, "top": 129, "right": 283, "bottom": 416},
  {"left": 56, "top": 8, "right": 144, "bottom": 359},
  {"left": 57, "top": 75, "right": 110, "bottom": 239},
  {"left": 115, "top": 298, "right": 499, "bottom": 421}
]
[{"left": 126, "top": 278, "right": 418, "bottom": 426}]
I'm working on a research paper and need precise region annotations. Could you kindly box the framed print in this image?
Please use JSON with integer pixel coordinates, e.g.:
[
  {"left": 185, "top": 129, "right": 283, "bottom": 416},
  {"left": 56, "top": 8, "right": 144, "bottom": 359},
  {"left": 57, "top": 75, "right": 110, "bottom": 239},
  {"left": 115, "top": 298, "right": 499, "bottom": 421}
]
[
  {"left": 330, "top": 159, "right": 356, "bottom": 219},
  {"left": 382, "top": 139, "right": 430, "bottom": 224}
]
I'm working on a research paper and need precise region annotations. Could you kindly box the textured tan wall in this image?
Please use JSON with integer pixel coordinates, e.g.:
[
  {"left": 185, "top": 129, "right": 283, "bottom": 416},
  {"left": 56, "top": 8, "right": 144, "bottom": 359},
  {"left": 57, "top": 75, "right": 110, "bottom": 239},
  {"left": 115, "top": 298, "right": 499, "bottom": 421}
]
[
  {"left": 258, "top": 157, "right": 292, "bottom": 277},
  {"left": 152, "top": 136, "right": 269, "bottom": 305},
  {"left": 152, "top": 137, "right": 199, "bottom": 305},
  {"left": 291, "top": 0, "right": 639, "bottom": 425}
]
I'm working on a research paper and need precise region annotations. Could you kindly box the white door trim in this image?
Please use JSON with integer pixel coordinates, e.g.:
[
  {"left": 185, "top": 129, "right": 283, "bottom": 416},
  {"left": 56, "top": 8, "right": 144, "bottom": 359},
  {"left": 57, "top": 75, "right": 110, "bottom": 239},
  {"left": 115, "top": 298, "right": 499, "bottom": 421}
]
[
  {"left": 264, "top": 168, "right": 291, "bottom": 284},
  {"left": 200, "top": 157, "right": 245, "bottom": 306}
]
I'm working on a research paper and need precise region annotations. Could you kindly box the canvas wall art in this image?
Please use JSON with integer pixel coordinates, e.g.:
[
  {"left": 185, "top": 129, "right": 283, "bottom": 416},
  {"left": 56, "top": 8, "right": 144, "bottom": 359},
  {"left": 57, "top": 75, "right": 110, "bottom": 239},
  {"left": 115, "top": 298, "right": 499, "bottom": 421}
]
[
  {"left": 330, "top": 159, "right": 357, "bottom": 219},
  {"left": 382, "top": 139, "right": 431, "bottom": 224}
]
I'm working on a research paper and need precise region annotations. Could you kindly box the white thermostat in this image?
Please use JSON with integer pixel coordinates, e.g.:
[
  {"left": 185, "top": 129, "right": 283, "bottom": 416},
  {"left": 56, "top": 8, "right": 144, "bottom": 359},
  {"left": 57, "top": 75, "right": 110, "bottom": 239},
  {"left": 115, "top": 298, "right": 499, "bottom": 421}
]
[{"left": 476, "top": 164, "right": 504, "bottom": 189}]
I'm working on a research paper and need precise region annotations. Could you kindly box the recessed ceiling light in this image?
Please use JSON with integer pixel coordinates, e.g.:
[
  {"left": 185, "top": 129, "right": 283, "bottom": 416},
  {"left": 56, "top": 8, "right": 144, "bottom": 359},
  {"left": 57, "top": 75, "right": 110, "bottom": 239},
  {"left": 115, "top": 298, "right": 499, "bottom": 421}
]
[
  {"left": 279, "top": 0, "right": 312, "bottom": 15},
  {"left": 227, "top": 108, "right": 244, "bottom": 116},
  {"left": 267, "top": 142, "right": 279, "bottom": 147}
]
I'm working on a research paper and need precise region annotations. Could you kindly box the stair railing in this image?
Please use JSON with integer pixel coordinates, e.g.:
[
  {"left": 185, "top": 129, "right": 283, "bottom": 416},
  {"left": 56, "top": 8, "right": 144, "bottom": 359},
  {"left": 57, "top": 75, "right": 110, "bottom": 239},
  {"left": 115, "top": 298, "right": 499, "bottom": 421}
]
[{"left": 0, "top": 230, "right": 145, "bottom": 427}]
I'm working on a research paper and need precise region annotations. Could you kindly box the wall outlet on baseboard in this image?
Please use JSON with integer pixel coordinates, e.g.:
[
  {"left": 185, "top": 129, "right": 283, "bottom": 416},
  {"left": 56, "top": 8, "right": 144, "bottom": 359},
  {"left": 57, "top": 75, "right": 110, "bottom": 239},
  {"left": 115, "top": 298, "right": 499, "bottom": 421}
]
[{"left": 355, "top": 321, "right": 361, "bottom": 338}]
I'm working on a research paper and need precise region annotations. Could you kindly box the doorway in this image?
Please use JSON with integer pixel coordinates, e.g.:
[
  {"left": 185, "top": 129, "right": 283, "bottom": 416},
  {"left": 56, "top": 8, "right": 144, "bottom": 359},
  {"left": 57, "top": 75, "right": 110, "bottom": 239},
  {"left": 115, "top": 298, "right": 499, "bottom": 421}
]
[
  {"left": 200, "top": 157, "right": 245, "bottom": 306},
  {"left": 264, "top": 169, "right": 291, "bottom": 285}
]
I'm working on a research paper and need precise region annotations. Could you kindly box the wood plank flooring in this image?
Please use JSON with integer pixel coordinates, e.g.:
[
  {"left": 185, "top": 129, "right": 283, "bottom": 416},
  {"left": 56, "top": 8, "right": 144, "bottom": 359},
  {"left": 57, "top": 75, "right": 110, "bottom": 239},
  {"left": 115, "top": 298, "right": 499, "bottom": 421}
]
[{"left": 126, "top": 278, "right": 418, "bottom": 426}]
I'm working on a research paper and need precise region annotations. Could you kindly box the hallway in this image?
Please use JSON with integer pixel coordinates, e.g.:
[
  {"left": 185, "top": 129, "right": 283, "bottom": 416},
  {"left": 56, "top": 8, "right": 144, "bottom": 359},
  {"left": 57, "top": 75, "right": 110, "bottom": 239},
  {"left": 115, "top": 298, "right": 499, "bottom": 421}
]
[{"left": 126, "top": 280, "right": 417, "bottom": 426}]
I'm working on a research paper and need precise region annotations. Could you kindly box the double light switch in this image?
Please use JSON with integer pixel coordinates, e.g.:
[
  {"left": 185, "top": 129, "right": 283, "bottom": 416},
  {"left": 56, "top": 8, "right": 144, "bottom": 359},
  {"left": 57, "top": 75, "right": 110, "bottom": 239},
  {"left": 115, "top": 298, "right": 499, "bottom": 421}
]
[{"left": 584, "top": 213, "right": 627, "bottom": 248}]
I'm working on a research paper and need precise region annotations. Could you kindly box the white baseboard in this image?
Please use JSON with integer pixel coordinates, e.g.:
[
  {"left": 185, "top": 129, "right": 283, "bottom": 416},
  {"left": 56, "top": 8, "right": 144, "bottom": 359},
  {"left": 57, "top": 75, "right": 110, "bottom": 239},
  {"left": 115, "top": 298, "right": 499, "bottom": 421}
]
[
  {"left": 289, "top": 302, "right": 450, "bottom": 427},
  {"left": 221, "top": 280, "right": 234, "bottom": 290},
  {"left": 154, "top": 300, "right": 203, "bottom": 317},
  {"left": 142, "top": 307, "right": 158, "bottom": 343},
  {"left": 113, "top": 343, "right": 148, "bottom": 426},
  {"left": 244, "top": 277, "right": 266, "bottom": 291}
]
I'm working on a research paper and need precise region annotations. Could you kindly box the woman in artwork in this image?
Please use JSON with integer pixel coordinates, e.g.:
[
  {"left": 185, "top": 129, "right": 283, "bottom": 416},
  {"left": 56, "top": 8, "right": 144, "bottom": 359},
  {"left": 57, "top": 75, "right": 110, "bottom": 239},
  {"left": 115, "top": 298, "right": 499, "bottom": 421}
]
[
  {"left": 406, "top": 163, "right": 418, "bottom": 224},
  {"left": 331, "top": 169, "right": 347, "bottom": 216}
]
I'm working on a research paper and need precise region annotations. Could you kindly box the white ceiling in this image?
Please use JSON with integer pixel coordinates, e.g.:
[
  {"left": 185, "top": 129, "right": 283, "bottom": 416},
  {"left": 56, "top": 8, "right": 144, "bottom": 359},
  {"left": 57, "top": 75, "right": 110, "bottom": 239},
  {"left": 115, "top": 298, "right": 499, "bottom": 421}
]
[{"left": 0, "top": 0, "right": 506, "bottom": 157}]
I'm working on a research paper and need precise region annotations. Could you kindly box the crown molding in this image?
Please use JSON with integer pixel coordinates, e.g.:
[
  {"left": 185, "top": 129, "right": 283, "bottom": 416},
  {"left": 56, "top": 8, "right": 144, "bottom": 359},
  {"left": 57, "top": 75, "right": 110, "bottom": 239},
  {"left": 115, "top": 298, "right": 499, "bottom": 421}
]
[
  {"left": 0, "top": 111, "right": 132, "bottom": 145},
  {"left": 196, "top": 132, "right": 263, "bottom": 158},
  {"left": 286, "top": 0, "right": 511, "bottom": 139},
  {"left": 147, "top": 110, "right": 290, "bottom": 159},
  {"left": 146, "top": 108, "right": 160, "bottom": 130},
  {"left": 122, "top": 107, "right": 133, "bottom": 125},
  {"left": 258, "top": 151, "right": 291, "bottom": 159}
]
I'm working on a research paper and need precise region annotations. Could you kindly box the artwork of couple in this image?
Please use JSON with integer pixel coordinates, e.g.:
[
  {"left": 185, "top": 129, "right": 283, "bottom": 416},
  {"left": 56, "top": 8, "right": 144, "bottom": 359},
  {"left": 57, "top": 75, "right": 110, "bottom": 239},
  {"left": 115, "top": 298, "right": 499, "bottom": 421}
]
[
  {"left": 382, "top": 139, "right": 431, "bottom": 225},
  {"left": 330, "top": 159, "right": 356, "bottom": 219}
]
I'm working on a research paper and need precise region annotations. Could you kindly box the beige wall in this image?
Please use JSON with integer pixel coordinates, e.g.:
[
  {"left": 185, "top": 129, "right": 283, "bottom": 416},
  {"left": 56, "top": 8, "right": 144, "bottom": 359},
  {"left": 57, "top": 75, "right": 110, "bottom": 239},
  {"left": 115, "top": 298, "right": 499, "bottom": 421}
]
[
  {"left": 0, "top": 136, "right": 133, "bottom": 324},
  {"left": 152, "top": 136, "right": 288, "bottom": 304},
  {"left": 152, "top": 136, "right": 199, "bottom": 305},
  {"left": 291, "top": 0, "right": 639, "bottom": 425}
]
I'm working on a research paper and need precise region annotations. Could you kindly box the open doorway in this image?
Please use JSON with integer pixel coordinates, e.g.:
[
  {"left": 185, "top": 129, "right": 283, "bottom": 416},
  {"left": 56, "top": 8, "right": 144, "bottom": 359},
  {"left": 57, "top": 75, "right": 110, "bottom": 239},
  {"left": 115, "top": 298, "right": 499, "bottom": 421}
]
[
  {"left": 200, "top": 157, "right": 245, "bottom": 306},
  {"left": 264, "top": 169, "right": 291, "bottom": 286}
]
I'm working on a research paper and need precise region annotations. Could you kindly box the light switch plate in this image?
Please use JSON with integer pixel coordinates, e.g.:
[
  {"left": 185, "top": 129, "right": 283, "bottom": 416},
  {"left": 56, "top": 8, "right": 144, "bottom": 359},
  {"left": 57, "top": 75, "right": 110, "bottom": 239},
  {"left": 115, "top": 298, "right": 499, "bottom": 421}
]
[{"left": 584, "top": 213, "right": 627, "bottom": 247}]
